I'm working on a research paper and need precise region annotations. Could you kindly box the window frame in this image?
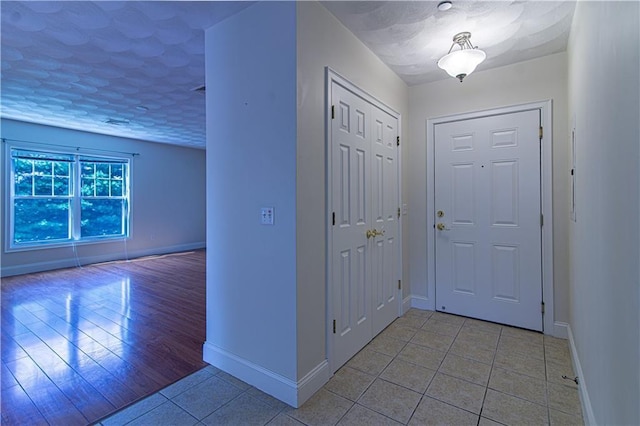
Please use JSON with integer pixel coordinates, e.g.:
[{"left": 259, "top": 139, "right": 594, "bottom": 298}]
[{"left": 5, "top": 143, "right": 132, "bottom": 252}]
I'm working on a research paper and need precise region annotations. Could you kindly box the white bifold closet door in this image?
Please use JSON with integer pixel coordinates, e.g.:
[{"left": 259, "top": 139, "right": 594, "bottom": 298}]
[{"left": 330, "top": 81, "right": 399, "bottom": 369}]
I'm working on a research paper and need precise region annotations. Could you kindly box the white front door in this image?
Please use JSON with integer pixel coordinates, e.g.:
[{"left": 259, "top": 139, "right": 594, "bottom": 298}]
[
  {"left": 331, "top": 81, "right": 399, "bottom": 369},
  {"left": 434, "top": 110, "right": 542, "bottom": 331}
]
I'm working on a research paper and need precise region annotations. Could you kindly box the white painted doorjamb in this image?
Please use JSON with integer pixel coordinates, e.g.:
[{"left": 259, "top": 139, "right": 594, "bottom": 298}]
[
  {"left": 325, "top": 67, "right": 403, "bottom": 373},
  {"left": 425, "top": 100, "right": 556, "bottom": 336}
]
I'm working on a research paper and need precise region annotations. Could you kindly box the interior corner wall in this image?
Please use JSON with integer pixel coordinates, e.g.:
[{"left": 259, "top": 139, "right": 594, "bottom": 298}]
[
  {"left": 407, "top": 52, "right": 570, "bottom": 326},
  {"left": 0, "top": 119, "right": 206, "bottom": 277},
  {"left": 567, "top": 1, "right": 639, "bottom": 424},
  {"left": 296, "top": 1, "right": 409, "bottom": 379},
  {"left": 203, "top": 1, "right": 299, "bottom": 404}
]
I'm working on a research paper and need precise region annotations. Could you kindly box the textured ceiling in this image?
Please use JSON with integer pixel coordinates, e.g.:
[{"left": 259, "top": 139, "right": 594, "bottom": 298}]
[
  {"left": 1, "top": 1, "right": 253, "bottom": 148},
  {"left": 324, "top": 1, "right": 576, "bottom": 86},
  {"left": 1, "top": 1, "right": 576, "bottom": 149}
]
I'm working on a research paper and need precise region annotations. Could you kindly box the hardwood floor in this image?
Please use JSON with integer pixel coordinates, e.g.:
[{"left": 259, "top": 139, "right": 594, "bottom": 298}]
[{"left": 1, "top": 250, "right": 207, "bottom": 425}]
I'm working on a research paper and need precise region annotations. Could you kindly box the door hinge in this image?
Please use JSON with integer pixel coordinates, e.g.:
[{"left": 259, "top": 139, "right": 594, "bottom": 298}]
[
  {"left": 397, "top": 207, "right": 401, "bottom": 218},
  {"left": 540, "top": 214, "right": 544, "bottom": 227},
  {"left": 398, "top": 280, "right": 401, "bottom": 290},
  {"left": 333, "top": 319, "right": 336, "bottom": 334},
  {"left": 332, "top": 212, "right": 336, "bottom": 226},
  {"left": 331, "top": 105, "right": 335, "bottom": 120},
  {"left": 539, "top": 126, "right": 543, "bottom": 140},
  {"left": 396, "top": 136, "right": 400, "bottom": 146},
  {"left": 541, "top": 301, "right": 545, "bottom": 314}
]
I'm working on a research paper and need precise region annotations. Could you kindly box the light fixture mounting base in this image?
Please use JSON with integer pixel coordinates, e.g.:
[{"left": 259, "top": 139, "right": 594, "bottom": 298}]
[{"left": 452, "top": 32, "right": 472, "bottom": 45}]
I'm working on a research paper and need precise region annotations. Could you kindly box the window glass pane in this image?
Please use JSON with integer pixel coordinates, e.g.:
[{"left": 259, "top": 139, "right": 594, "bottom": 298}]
[
  {"left": 15, "top": 175, "right": 33, "bottom": 196},
  {"left": 81, "top": 163, "right": 95, "bottom": 178},
  {"left": 14, "top": 198, "right": 70, "bottom": 243},
  {"left": 96, "top": 163, "right": 109, "bottom": 178},
  {"left": 15, "top": 178, "right": 32, "bottom": 196},
  {"left": 15, "top": 158, "right": 33, "bottom": 175},
  {"left": 81, "top": 179, "right": 95, "bottom": 196},
  {"left": 96, "top": 179, "right": 110, "bottom": 196},
  {"left": 111, "top": 164, "right": 123, "bottom": 179},
  {"left": 54, "top": 177, "right": 70, "bottom": 196},
  {"left": 33, "top": 160, "right": 52, "bottom": 176},
  {"left": 34, "top": 176, "right": 53, "bottom": 196},
  {"left": 54, "top": 162, "right": 69, "bottom": 177},
  {"left": 81, "top": 199, "right": 124, "bottom": 237},
  {"left": 111, "top": 180, "right": 123, "bottom": 197}
]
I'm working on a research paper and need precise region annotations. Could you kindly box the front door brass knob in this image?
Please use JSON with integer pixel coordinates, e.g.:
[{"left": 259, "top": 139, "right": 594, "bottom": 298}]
[
  {"left": 367, "top": 229, "right": 385, "bottom": 238},
  {"left": 437, "top": 223, "right": 450, "bottom": 231}
]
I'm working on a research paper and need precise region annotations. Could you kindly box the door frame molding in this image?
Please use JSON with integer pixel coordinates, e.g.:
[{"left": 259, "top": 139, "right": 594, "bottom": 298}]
[
  {"left": 425, "top": 100, "right": 555, "bottom": 334},
  {"left": 325, "top": 67, "right": 403, "bottom": 373}
]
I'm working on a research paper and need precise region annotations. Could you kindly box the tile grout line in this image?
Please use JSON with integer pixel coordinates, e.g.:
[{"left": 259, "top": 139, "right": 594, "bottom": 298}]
[
  {"left": 543, "top": 335, "right": 553, "bottom": 426},
  {"left": 477, "top": 323, "right": 503, "bottom": 425},
  {"left": 407, "top": 312, "right": 459, "bottom": 425}
]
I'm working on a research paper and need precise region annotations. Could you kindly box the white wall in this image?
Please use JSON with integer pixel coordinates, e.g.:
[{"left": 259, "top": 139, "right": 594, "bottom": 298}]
[
  {"left": 407, "top": 52, "right": 570, "bottom": 326},
  {"left": 296, "top": 1, "right": 409, "bottom": 379},
  {"left": 203, "top": 1, "right": 408, "bottom": 407},
  {"left": 567, "top": 2, "right": 639, "bottom": 424},
  {"left": 0, "top": 119, "right": 206, "bottom": 277},
  {"left": 203, "top": 0, "right": 299, "bottom": 402}
]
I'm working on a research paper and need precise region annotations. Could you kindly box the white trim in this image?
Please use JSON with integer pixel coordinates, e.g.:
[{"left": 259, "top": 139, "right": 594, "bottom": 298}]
[
  {"left": 296, "top": 359, "right": 331, "bottom": 407},
  {"left": 553, "top": 321, "right": 569, "bottom": 339},
  {"left": 425, "top": 100, "right": 555, "bottom": 334},
  {"left": 325, "top": 69, "right": 401, "bottom": 118},
  {"left": 410, "top": 296, "right": 432, "bottom": 311},
  {"left": 325, "top": 67, "right": 403, "bottom": 374},
  {"left": 203, "top": 342, "right": 330, "bottom": 408},
  {"left": 567, "top": 324, "right": 596, "bottom": 426},
  {"left": 0, "top": 242, "right": 205, "bottom": 277},
  {"left": 402, "top": 295, "right": 412, "bottom": 314}
]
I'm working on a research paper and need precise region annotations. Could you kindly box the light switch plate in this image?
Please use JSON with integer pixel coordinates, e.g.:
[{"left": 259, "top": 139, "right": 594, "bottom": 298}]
[{"left": 260, "top": 207, "right": 274, "bottom": 225}]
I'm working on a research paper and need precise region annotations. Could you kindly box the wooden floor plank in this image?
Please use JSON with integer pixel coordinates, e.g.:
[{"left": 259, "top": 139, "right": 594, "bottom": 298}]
[
  {"left": 5, "top": 357, "right": 88, "bottom": 425},
  {"left": 1, "top": 377, "right": 49, "bottom": 426},
  {"left": 1, "top": 250, "right": 207, "bottom": 425},
  {"left": 11, "top": 329, "right": 116, "bottom": 421},
  {"left": 22, "top": 317, "right": 141, "bottom": 408}
]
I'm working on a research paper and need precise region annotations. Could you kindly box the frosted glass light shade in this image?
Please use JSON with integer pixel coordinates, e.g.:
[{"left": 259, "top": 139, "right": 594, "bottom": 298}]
[{"left": 437, "top": 49, "right": 486, "bottom": 82}]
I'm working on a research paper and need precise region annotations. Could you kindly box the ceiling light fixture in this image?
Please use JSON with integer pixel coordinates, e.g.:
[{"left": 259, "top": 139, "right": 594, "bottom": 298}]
[
  {"left": 437, "top": 32, "right": 486, "bottom": 82},
  {"left": 437, "top": 1, "right": 453, "bottom": 11}
]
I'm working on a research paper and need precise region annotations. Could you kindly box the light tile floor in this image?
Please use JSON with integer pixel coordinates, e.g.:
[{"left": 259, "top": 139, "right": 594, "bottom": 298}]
[{"left": 98, "top": 309, "right": 584, "bottom": 425}]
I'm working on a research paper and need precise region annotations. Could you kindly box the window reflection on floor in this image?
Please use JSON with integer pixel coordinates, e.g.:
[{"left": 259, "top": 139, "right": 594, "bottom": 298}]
[
  {"left": 11, "top": 278, "right": 131, "bottom": 381},
  {"left": 2, "top": 250, "right": 207, "bottom": 424}
]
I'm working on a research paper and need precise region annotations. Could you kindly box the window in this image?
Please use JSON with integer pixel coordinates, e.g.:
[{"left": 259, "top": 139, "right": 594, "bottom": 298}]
[{"left": 9, "top": 148, "right": 130, "bottom": 249}]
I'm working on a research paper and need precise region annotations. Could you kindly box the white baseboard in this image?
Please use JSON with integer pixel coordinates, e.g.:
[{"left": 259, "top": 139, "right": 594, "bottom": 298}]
[
  {"left": 203, "top": 341, "right": 330, "bottom": 408},
  {"left": 553, "top": 321, "right": 569, "bottom": 339},
  {"left": 296, "top": 358, "right": 331, "bottom": 406},
  {"left": 567, "top": 324, "right": 596, "bottom": 426},
  {"left": 402, "top": 295, "right": 412, "bottom": 314},
  {"left": 410, "top": 295, "right": 432, "bottom": 311},
  {"left": 0, "top": 242, "right": 206, "bottom": 277}
]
